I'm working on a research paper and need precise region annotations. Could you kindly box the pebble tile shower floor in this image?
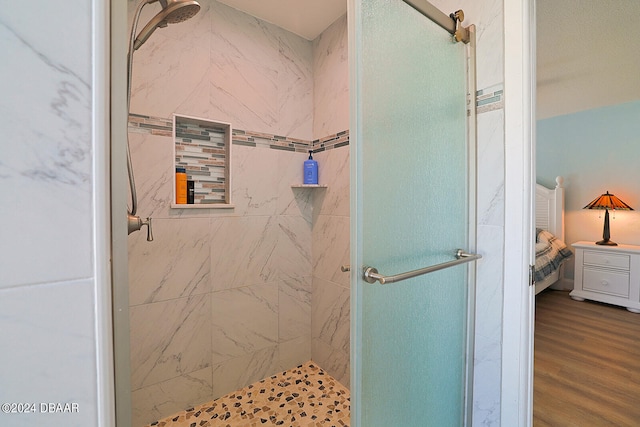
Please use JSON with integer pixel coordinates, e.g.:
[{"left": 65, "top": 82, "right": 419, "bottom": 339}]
[{"left": 144, "top": 362, "right": 350, "bottom": 427}]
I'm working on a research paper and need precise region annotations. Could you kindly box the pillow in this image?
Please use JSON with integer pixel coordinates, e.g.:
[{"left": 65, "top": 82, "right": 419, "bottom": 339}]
[{"left": 534, "top": 228, "right": 573, "bottom": 281}]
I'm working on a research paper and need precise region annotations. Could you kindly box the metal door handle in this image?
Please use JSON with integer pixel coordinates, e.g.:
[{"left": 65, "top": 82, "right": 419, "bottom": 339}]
[{"left": 363, "top": 249, "right": 481, "bottom": 285}]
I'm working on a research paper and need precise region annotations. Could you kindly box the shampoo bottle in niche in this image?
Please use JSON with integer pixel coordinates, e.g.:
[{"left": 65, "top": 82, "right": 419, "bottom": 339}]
[
  {"left": 187, "top": 180, "right": 195, "bottom": 204},
  {"left": 175, "top": 167, "right": 187, "bottom": 204},
  {"left": 303, "top": 150, "right": 318, "bottom": 184}
]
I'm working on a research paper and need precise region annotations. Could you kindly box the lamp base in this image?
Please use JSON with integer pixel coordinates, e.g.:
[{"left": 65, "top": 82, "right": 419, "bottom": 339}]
[
  {"left": 596, "top": 239, "right": 617, "bottom": 246},
  {"left": 596, "top": 209, "right": 617, "bottom": 246}
]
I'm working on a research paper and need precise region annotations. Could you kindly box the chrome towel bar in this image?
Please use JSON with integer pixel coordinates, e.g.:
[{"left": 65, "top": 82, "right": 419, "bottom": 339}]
[{"left": 363, "top": 249, "right": 481, "bottom": 285}]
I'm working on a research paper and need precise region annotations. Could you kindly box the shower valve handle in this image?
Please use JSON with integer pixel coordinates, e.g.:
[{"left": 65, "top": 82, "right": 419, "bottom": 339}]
[
  {"left": 142, "top": 217, "right": 153, "bottom": 242},
  {"left": 127, "top": 213, "right": 154, "bottom": 242}
]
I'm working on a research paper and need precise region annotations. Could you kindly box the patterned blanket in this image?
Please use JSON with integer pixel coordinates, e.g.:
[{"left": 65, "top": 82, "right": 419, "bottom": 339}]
[{"left": 535, "top": 228, "right": 573, "bottom": 283}]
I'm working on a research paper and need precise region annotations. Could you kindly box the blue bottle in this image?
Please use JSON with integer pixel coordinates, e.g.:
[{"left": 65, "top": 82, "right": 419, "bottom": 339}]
[{"left": 303, "top": 150, "right": 318, "bottom": 184}]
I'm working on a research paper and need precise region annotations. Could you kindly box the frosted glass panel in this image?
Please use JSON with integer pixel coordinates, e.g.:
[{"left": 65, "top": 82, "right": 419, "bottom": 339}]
[{"left": 352, "top": 0, "right": 471, "bottom": 426}]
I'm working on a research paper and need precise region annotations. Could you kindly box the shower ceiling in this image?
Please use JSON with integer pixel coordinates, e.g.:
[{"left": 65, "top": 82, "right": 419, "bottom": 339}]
[{"left": 217, "top": 0, "right": 347, "bottom": 40}]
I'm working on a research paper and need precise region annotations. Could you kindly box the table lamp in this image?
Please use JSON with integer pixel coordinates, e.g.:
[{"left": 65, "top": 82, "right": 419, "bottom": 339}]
[{"left": 583, "top": 191, "right": 633, "bottom": 246}]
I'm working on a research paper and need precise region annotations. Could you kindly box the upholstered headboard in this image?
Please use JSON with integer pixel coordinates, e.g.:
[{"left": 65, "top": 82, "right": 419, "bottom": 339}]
[{"left": 535, "top": 176, "right": 565, "bottom": 241}]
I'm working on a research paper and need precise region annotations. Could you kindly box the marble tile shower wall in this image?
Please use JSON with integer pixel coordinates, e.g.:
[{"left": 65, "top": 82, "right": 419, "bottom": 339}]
[
  {"left": 127, "top": 2, "right": 350, "bottom": 425},
  {"left": 128, "top": 130, "right": 317, "bottom": 427},
  {"left": 310, "top": 148, "right": 351, "bottom": 388},
  {"left": 309, "top": 15, "right": 351, "bottom": 388},
  {"left": 128, "top": 0, "right": 314, "bottom": 140},
  {"left": 127, "top": 114, "right": 351, "bottom": 412},
  {"left": 0, "top": 2, "right": 105, "bottom": 427}
]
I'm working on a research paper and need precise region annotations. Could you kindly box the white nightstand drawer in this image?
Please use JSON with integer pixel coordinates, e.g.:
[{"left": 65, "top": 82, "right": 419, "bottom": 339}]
[
  {"left": 583, "top": 251, "right": 630, "bottom": 270},
  {"left": 583, "top": 267, "right": 630, "bottom": 297}
]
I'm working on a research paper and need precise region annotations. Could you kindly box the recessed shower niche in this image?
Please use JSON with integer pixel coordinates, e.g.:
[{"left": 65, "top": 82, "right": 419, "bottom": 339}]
[{"left": 172, "top": 114, "right": 233, "bottom": 208}]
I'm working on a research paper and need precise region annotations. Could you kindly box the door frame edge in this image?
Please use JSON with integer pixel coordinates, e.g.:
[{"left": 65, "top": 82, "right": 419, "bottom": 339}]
[{"left": 501, "top": 0, "right": 535, "bottom": 425}]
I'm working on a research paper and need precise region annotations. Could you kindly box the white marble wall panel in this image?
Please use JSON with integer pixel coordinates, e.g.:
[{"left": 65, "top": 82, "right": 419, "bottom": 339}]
[
  {"left": 311, "top": 277, "right": 350, "bottom": 356},
  {"left": 0, "top": 4, "right": 92, "bottom": 288},
  {"left": 231, "top": 145, "right": 280, "bottom": 215},
  {"left": 208, "top": 1, "right": 313, "bottom": 139},
  {"left": 276, "top": 215, "right": 312, "bottom": 280},
  {"left": 475, "top": 226, "right": 505, "bottom": 354},
  {"left": 210, "top": 216, "right": 279, "bottom": 290},
  {"left": 472, "top": 51, "right": 505, "bottom": 427},
  {"left": 209, "top": 53, "right": 279, "bottom": 132},
  {"left": 278, "top": 276, "right": 312, "bottom": 342},
  {"left": 283, "top": 186, "right": 315, "bottom": 220},
  {"left": 312, "top": 215, "right": 350, "bottom": 288},
  {"left": 0, "top": 2, "right": 108, "bottom": 426},
  {"left": 211, "top": 344, "right": 280, "bottom": 399},
  {"left": 129, "top": 0, "right": 315, "bottom": 138},
  {"left": 131, "top": 367, "right": 213, "bottom": 427},
  {"left": 128, "top": 0, "right": 212, "bottom": 118},
  {"left": 477, "top": 109, "right": 505, "bottom": 227},
  {"left": 311, "top": 336, "right": 350, "bottom": 388},
  {"left": 472, "top": 335, "right": 502, "bottom": 427},
  {"left": 473, "top": 224, "right": 504, "bottom": 427},
  {"left": 278, "top": 335, "right": 312, "bottom": 371},
  {"left": 130, "top": 294, "right": 211, "bottom": 390},
  {"left": 277, "top": 30, "right": 314, "bottom": 140},
  {"left": 211, "top": 283, "right": 279, "bottom": 364},
  {"left": 0, "top": 280, "right": 98, "bottom": 427},
  {"left": 313, "top": 15, "right": 350, "bottom": 138},
  {"left": 132, "top": 39, "right": 211, "bottom": 119},
  {"left": 210, "top": 1, "right": 281, "bottom": 68},
  {"left": 276, "top": 151, "right": 314, "bottom": 218},
  {"left": 314, "top": 147, "right": 350, "bottom": 217},
  {"left": 310, "top": 144, "right": 351, "bottom": 386},
  {"left": 0, "top": 177, "right": 93, "bottom": 289},
  {"left": 129, "top": 217, "right": 212, "bottom": 305},
  {"left": 128, "top": 132, "right": 175, "bottom": 218},
  {"left": 463, "top": 0, "right": 504, "bottom": 90}
]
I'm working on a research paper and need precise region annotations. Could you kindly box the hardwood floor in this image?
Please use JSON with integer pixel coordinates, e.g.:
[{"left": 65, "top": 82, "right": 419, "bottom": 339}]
[{"left": 534, "top": 290, "right": 640, "bottom": 426}]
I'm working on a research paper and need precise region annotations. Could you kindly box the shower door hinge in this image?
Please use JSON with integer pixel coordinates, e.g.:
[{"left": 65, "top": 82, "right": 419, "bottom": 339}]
[
  {"left": 529, "top": 265, "right": 536, "bottom": 287},
  {"left": 450, "top": 10, "right": 470, "bottom": 44}
]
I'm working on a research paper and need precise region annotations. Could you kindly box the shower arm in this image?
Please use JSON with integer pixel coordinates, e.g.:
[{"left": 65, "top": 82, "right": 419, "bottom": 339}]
[{"left": 125, "top": 0, "right": 156, "bottom": 240}]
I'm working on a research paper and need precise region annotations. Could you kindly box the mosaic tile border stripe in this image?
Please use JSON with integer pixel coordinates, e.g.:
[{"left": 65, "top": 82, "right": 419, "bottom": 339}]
[
  {"left": 129, "top": 85, "right": 502, "bottom": 144},
  {"left": 128, "top": 114, "right": 173, "bottom": 136},
  {"left": 312, "top": 130, "right": 350, "bottom": 153},
  {"left": 232, "top": 129, "right": 311, "bottom": 153},
  {"left": 128, "top": 114, "right": 350, "bottom": 154},
  {"left": 476, "top": 84, "right": 504, "bottom": 114}
]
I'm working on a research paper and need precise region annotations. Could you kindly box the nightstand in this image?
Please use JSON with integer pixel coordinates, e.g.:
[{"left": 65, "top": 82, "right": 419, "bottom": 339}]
[{"left": 571, "top": 241, "right": 640, "bottom": 313}]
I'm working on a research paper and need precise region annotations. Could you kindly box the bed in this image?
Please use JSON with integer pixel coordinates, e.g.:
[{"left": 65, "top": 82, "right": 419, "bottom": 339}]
[{"left": 534, "top": 176, "right": 573, "bottom": 294}]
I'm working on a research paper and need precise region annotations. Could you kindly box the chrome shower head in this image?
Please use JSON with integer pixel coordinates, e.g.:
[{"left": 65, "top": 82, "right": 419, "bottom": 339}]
[{"left": 134, "top": 0, "right": 201, "bottom": 50}]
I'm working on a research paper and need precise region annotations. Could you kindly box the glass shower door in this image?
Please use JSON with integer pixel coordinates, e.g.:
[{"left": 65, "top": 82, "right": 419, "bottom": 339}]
[{"left": 350, "top": 0, "right": 476, "bottom": 426}]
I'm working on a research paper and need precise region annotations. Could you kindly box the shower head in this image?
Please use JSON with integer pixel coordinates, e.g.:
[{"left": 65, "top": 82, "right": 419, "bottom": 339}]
[{"left": 134, "top": 0, "right": 201, "bottom": 50}]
